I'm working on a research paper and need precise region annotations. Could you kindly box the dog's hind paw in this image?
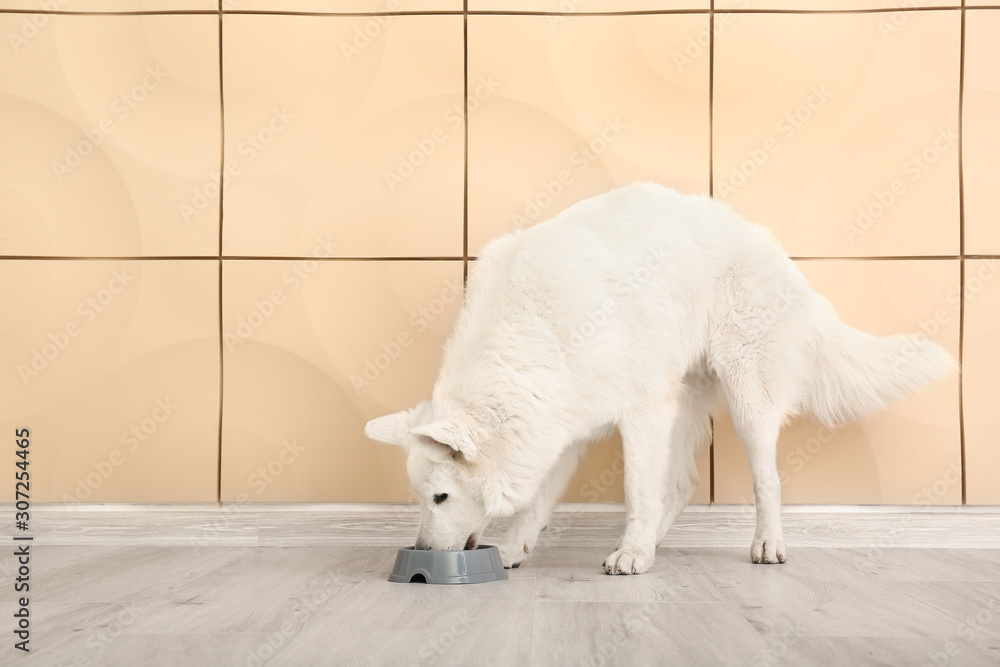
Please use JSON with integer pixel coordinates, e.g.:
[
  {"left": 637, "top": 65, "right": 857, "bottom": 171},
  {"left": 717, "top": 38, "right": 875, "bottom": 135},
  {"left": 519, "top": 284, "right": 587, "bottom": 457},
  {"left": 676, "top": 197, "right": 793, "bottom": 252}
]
[
  {"left": 603, "top": 548, "right": 653, "bottom": 575},
  {"left": 750, "top": 534, "right": 787, "bottom": 564}
]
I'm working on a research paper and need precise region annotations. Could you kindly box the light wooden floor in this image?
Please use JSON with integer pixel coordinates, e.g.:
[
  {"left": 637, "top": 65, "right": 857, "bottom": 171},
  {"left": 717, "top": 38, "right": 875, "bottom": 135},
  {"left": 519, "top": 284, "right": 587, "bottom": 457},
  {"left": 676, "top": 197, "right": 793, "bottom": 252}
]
[{"left": 3, "top": 509, "right": 1000, "bottom": 666}]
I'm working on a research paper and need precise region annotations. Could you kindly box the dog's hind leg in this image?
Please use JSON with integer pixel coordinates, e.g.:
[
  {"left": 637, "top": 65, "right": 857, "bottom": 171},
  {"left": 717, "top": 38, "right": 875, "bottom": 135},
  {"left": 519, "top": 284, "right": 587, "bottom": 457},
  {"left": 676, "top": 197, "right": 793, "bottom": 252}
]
[
  {"left": 722, "top": 369, "right": 787, "bottom": 564},
  {"left": 604, "top": 395, "right": 679, "bottom": 575},
  {"left": 498, "top": 442, "right": 586, "bottom": 569}
]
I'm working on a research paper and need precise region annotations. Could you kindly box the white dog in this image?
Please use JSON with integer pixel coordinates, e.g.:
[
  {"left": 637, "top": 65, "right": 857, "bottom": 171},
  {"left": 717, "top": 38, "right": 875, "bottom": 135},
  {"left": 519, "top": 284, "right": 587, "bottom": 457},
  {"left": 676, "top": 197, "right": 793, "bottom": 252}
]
[{"left": 365, "top": 183, "right": 954, "bottom": 574}]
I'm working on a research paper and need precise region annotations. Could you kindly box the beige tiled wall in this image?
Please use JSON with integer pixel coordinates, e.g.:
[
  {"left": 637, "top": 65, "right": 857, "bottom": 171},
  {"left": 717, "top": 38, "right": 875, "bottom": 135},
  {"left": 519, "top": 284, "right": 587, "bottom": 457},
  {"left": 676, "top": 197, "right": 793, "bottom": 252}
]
[{"left": 1, "top": 3, "right": 994, "bottom": 507}]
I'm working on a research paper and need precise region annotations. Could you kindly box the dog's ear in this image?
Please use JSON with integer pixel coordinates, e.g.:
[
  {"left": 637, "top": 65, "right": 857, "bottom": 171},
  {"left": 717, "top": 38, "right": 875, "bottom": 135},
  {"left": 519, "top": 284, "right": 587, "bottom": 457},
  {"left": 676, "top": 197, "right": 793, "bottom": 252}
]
[
  {"left": 410, "top": 419, "right": 479, "bottom": 462},
  {"left": 364, "top": 411, "right": 411, "bottom": 447}
]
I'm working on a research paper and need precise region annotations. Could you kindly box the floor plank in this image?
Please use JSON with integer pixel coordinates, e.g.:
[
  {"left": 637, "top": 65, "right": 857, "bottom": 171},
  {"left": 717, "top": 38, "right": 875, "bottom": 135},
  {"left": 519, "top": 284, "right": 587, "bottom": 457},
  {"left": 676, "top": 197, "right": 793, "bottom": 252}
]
[
  {"left": 273, "top": 574, "right": 536, "bottom": 666},
  {"left": 529, "top": 601, "right": 768, "bottom": 667},
  {"left": 776, "top": 636, "right": 1000, "bottom": 667},
  {"left": 879, "top": 581, "right": 1000, "bottom": 642}
]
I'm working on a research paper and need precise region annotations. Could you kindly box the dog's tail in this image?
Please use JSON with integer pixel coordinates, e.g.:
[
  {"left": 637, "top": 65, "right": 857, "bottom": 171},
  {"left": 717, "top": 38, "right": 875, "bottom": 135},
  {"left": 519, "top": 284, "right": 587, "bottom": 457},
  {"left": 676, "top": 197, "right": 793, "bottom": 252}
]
[{"left": 803, "top": 304, "right": 957, "bottom": 428}]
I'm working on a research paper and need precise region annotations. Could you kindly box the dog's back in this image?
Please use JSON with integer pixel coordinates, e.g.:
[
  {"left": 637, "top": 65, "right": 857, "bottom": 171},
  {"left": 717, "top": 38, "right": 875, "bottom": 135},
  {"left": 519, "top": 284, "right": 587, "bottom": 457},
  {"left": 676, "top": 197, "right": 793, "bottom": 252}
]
[{"left": 435, "top": 182, "right": 953, "bottom": 439}]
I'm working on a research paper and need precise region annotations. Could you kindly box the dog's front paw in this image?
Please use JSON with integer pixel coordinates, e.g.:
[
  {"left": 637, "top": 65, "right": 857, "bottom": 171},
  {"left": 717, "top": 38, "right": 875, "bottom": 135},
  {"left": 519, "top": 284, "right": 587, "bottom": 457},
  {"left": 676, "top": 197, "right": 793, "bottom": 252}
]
[
  {"left": 603, "top": 547, "right": 653, "bottom": 575},
  {"left": 499, "top": 542, "right": 528, "bottom": 570},
  {"left": 750, "top": 533, "right": 787, "bottom": 564}
]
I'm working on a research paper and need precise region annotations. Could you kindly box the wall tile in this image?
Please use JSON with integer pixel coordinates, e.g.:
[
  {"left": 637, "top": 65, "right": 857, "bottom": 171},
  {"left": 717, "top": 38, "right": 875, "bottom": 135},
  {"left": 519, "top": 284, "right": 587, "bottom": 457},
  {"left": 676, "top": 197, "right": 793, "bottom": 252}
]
[
  {"left": 467, "top": 14, "right": 710, "bottom": 254},
  {"left": 0, "top": 260, "right": 219, "bottom": 502},
  {"left": 714, "top": 11, "right": 960, "bottom": 257},
  {"left": 468, "top": 1, "right": 708, "bottom": 10},
  {"left": 714, "top": 260, "right": 961, "bottom": 505},
  {"left": 963, "top": 259, "right": 1000, "bottom": 505},
  {"left": 0, "top": 14, "right": 220, "bottom": 257},
  {"left": 0, "top": 1, "right": 215, "bottom": 10},
  {"left": 222, "top": 15, "right": 464, "bottom": 258},
  {"left": 225, "top": 0, "right": 462, "bottom": 10},
  {"left": 716, "top": 1, "right": 959, "bottom": 8},
  {"left": 962, "top": 10, "right": 1000, "bottom": 255},
  {"left": 220, "top": 259, "right": 462, "bottom": 502}
]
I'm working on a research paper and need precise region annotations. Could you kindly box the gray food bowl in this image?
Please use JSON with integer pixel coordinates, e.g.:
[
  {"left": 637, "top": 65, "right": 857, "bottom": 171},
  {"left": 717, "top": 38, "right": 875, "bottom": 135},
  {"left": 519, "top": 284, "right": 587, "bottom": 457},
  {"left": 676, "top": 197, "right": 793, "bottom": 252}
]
[{"left": 388, "top": 545, "right": 509, "bottom": 584}]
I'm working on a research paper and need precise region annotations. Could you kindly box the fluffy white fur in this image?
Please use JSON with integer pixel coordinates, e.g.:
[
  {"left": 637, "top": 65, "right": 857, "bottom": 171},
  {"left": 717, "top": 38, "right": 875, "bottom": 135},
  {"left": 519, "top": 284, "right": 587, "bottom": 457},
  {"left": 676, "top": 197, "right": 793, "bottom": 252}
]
[{"left": 365, "top": 183, "right": 956, "bottom": 574}]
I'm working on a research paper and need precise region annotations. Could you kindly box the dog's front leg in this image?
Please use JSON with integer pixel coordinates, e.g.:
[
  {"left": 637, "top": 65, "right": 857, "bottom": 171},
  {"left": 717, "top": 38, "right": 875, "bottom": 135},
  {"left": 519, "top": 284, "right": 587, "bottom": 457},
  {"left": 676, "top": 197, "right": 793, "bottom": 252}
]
[
  {"left": 604, "top": 399, "right": 678, "bottom": 575},
  {"left": 498, "top": 443, "right": 584, "bottom": 569}
]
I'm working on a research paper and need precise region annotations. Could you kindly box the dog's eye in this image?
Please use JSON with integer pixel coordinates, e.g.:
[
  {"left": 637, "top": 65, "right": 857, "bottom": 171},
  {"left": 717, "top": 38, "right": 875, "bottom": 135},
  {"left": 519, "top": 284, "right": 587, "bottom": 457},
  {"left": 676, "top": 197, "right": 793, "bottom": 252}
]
[{"left": 433, "top": 493, "right": 448, "bottom": 504}]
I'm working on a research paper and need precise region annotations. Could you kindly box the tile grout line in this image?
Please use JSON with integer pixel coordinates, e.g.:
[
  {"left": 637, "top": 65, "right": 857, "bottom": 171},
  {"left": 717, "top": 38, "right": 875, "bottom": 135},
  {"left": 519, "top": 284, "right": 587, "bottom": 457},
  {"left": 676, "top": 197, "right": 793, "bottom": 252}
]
[
  {"left": 959, "top": 259, "right": 966, "bottom": 506},
  {"left": 958, "top": 0, "right": 967, "bottom": 506},
  {"left": 2, "top": 255, "right": 988, "bottom": 262},
  {"left": 2, "top": 7, "right": 983, "bottom": 18},
  {"left": 708, "top": 0, "right": 715, "bottom": 506},
  {"left": 2, "top": 6, "right": 993, "bottom": 20},
  {"left": 217, "top": 0, "right": 226, "bottom": 506},
  {"left": 463, "top": 0, "right": 469, "bottom": 286},
  {"left": 2, "top": 6, "right": 983, "bottom": 17},
  {"left": 0, "top": 9, "right": 218, "bottom": 15},
  {"left": 789, "top": 255, "right": 966, "bottom": 261},
  {"left": 226, "top": 7, "right": 1000, "bottom": 17}
]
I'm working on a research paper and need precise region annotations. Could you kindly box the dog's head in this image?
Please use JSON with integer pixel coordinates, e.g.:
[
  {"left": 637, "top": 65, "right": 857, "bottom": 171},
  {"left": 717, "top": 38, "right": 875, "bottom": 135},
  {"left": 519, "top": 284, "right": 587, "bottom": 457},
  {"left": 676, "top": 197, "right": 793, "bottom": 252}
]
[{"left": 364, "top": 403, "right": 503, "bottom": 551}]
